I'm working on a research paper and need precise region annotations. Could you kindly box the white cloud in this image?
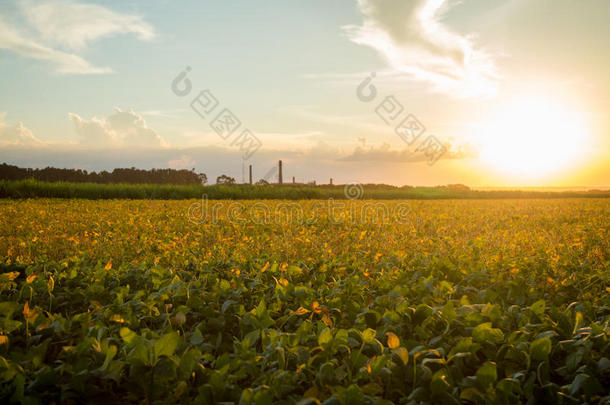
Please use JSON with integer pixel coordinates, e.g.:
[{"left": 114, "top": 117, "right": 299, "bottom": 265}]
[
  {"left": 168, "top": 155, "right": 196, "bottom": 170},
  {"left": 0, "top": 113, "right": 43, "bottom": 146},
  {"left": 0, "top": 16, "right": 111, "bottom": 74},
  {"left": 69, "top": 107, "right": 167, "bottom": 148},
  {"left": 139, "top": 109, "right": 185, "bottom": 119},
  {"left": 0, "top": 0, "right": 154, "bottom": 74},
  {"left": 344, "top": 0, "right": 499, "bottom": 98},
  {"left": 340, "top": 140, "right": 476, "bottom": 162},
  {"left": 20, "top": 0, "right": 155, "bottom": 50}
]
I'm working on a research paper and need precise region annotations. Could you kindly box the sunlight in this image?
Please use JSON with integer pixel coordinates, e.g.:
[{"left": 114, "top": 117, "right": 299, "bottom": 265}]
[{"left": 479, "top": 95, "right": 590, "bottom": 177}]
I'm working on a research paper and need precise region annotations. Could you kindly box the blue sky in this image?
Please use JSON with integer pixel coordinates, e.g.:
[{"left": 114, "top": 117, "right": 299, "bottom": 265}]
[{"left": 1, "top": 0, "right": 609, "bottom": 186}]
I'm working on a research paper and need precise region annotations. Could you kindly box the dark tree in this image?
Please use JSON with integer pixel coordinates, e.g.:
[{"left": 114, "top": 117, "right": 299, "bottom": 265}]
[
  {"left": 216, "top": 175, "right": 236, "bottom": 185},
  {"left": 0, "top": 163, "right": 207, "bottom": 185}
]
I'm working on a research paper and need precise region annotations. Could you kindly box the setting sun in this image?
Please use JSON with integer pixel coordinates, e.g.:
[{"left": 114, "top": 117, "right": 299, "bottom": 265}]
[{"left": 479, "top": 95, "right": 590, "bottom": 178}]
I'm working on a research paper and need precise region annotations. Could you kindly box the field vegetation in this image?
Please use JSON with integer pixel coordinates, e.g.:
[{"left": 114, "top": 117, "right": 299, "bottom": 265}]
[
  {"left": 0, "top": 198, "right": 608, "bottom": 404},
  {"left": 1, "top": 180, "right": 608, "bottom": 200}
]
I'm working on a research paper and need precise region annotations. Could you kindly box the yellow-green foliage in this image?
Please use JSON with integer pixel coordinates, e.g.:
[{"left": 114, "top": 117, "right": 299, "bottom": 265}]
[{"left": 0, "top": 199, "right": 608, "bottom": 403}]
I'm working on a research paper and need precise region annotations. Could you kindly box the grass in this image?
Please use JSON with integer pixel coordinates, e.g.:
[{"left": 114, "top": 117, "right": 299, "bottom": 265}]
[{"left": 1, "top": 179, "right": 608, "bottom": 200}]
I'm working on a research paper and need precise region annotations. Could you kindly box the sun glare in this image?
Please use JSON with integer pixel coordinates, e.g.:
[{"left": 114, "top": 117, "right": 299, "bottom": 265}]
[{"left": 479, "top": 95, "right": 590, "bottom": 178}]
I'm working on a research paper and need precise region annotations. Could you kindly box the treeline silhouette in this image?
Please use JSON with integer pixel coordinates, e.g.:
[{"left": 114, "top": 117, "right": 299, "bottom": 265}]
[{"left": 0, "top": 163, "right": 207, "bottom": 185}]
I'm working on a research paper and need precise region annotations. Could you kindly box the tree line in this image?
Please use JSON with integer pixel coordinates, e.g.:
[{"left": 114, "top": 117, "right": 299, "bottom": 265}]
[{"left": 0, "top": 163, "right": 208, "bottom": 185}]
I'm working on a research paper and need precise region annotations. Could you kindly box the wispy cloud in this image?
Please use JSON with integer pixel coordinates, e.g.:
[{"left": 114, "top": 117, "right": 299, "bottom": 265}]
[
  {"left": 340, "top": 140, "right": 476, "bottom": 162},
  {"left": 0, "top": 16, "right": 111, "bottom": 74},
  {"left": 344, "top": 0, "right": 499, "bottom": 98},
  {"left": 0, "top": 113, "right": 43, "bottom": 146},
  {"left": 0, "top": 0, "right": 154, "bottom": 74},
  {"left": 167, "top": 154, "right": 196, "bottom": 170},
  {"left": 139, "top": 109, "right": 186, "bottom": 119},
  {"left": 69, "top": 107, "right": 167, "bottom": 148},
  {"left": 20, "top": 0, "right": 154, "bottom": 50}
]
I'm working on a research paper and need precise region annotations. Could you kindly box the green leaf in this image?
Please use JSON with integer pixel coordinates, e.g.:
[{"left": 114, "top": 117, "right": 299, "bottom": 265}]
[
  {"left": 252, "top": 301, "right": 275, "bottom": 328},
  {"left": 128, "top": 340, "right": 152, "bottom": 366},
  {"left": 318, "top": 362, "right": 335, "bottom": 385},
  {"left": 481, "top": 303, "right": 501, "bottom": 322},
  {"left": 570, "top": 374, "right": 588, "bottom": 395},
  {"left": 242, "top": 329, "right": 260, "bottom": 348},
  {"left": 0, "top": 318, "right": 22, "bottom": 334},
  {"left": 442, "top": 301, "right": 456, "bottom": 323},
  {"left": 529, "top": 300, "right": 545, "bottom": 318},
  {"left": 0, "top": 302, "right": 19, "bottom": 317},
  {"left": 472, "top": 322, "right": 504, "bottom": 344},
  {"left": 179, "top": 348, "right": 202, "bottom": 377},
  {"left": 368, "top": 354, "right": 389, "bottom": 375},
  {"left": 253, "top": 389, "right": 273, "bottom": 405},
  {"left": 569, "top": 373, "right": 603, "bottom": 396},
  {"left": 361, "top": 328, "right": 376, "bottom": 344},
  {"left": 190, "top": 328, "right": 203, "bottom": 345},
  {"left": 414, "top": 304, "right": 433, "bottom": 323},
  {"left": 119, "top": 327, "right": 137, "bottom": 345},
  {"left": 363, "top": 311, "right": 379, "bottom": 329},
  {"left": 476, "top": 361, "right": 497, "bottom": 388},
  {"left": 573, "top": 312, "right": 585, "bottom": 334},
  {"left": 439, "top": 280, "right": 453, "bottom": 294},
  {"left": 219, "top": 279, "right": 230, "bottom": 291},
  {"left": 460, "top": 387, "right": 483, "bottom": 402},
  {"left": 154, "top": 331, "right": 179, "bottom": 359},
  {"left": 530, "top": 337, "right": 551, "bottom": 361},
  {"left": 334, "top": 329, "right": 348, "bottom": 346},
  {"left": 598, "top": 357, "right": 610, "bottom": 372},
  {"left": 99, "top": 345, "right": 117, "bottom": 371},
  {"left": 392, "top": 347, "right": 409, "bottom": 366},
  {"left": 430, "top": 369, "right": 451, "bottom": 395},
  {"left": 253, "top": 301, "right": 267, "bottom": 318},
  {"left": 318, "top": 328, "right": 332, "bottom": 346},
  {"left": 286, "top": 265, "right": 303, "bottom": 276},
  {"left": 340, "top": 384, "right": 364, "bottom": 405}
]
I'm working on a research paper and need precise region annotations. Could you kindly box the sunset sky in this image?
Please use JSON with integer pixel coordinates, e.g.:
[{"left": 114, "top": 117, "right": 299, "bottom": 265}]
[{"left": 1, "top": 0, "right": 608, "bottom": 187}]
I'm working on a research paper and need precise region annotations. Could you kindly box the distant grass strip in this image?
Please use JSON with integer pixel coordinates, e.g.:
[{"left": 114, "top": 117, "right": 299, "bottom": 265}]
[{"left": 0, "top": 179, "right": 608, "bottom": 200}]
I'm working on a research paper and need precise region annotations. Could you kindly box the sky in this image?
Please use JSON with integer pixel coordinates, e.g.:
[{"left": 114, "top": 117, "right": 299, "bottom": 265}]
[{"left": 0, "top": 0, "right": 608, "bottom": 187}]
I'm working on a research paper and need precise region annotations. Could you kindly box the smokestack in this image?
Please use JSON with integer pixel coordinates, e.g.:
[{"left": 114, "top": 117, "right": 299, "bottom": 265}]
[
  {"left": 278, "top": 160, "right": 283, "bottom": 184},
  {"left": 249, "top": 165, "right": 252, "bottom": 185},
  {"left": 292, "top": 176, "right": 295, "bottom": 184}
]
